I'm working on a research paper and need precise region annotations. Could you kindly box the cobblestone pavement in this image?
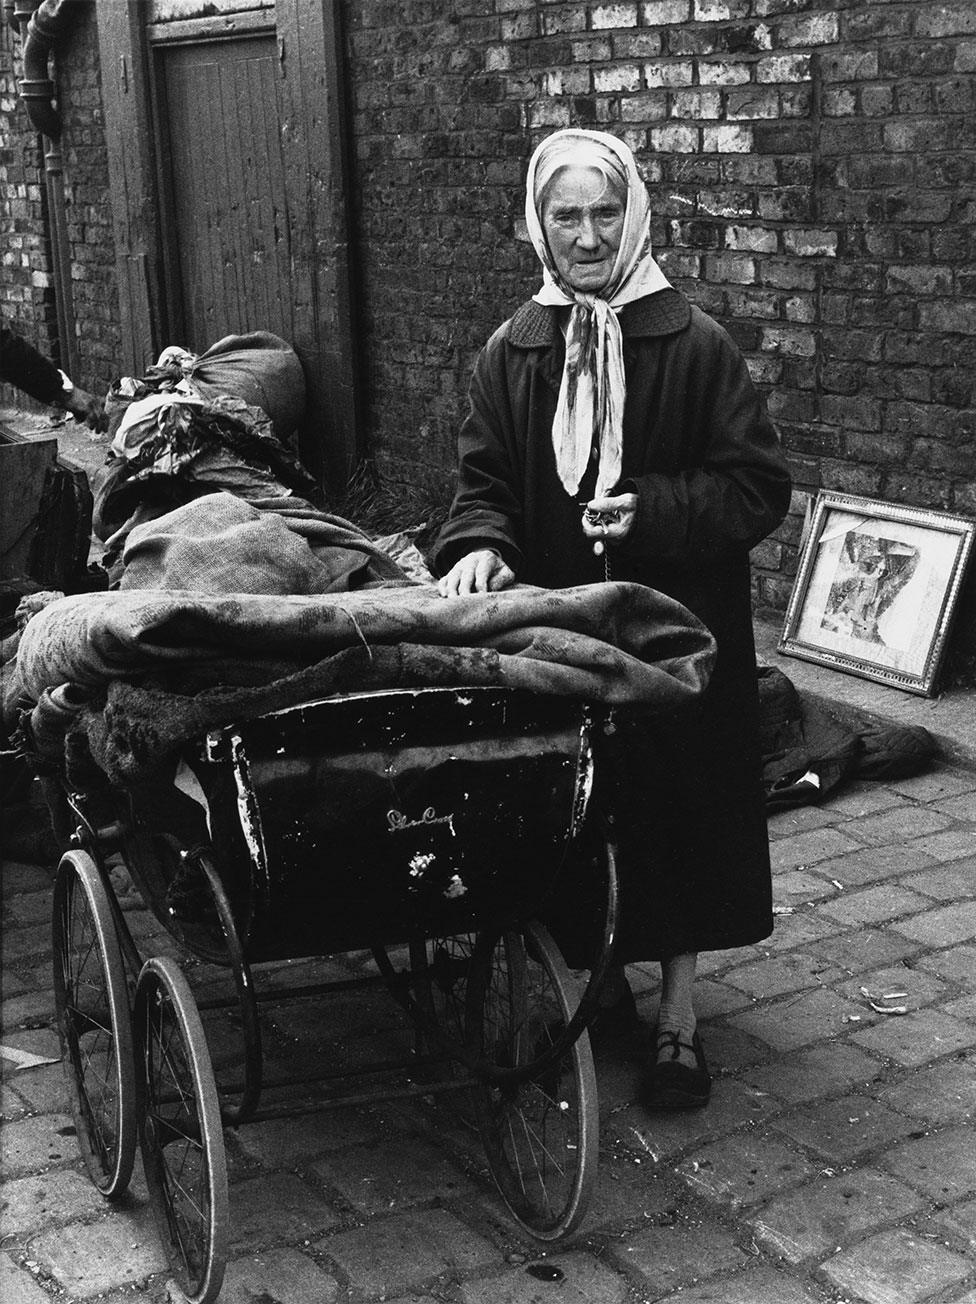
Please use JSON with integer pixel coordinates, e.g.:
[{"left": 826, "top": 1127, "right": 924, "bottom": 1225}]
[{"left": 2, "top": 764, "right": 975, "bottom": 1304}]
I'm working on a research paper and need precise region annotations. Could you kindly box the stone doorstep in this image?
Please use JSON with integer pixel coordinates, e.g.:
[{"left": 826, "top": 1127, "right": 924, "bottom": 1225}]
[{"left": 754, "top": 617, "right": 976, "bottom": 773}]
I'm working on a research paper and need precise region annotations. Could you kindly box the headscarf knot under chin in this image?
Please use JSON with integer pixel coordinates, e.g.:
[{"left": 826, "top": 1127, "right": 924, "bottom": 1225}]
[{"left": 524, "top": 128, "right": 671, "bottom": 497}]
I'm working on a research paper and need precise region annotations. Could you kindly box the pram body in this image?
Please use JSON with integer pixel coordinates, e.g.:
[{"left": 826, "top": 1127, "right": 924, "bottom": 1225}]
[{"left": 52, "top": 682, "right": 619, "bottom": 1304}]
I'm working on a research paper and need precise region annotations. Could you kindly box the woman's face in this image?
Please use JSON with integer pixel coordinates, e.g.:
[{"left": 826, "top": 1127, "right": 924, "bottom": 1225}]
[{"left": 541, "top": 165, "right": 626, "bottom": 294}]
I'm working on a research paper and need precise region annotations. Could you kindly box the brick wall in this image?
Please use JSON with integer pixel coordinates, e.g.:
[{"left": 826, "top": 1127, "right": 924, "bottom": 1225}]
[
  {"left": 345, "top": 0, "right": 976, "bottom": 662},
  {"left": 2, "top": 2, "right": 975, "bottom": 669},
  {"left": 0, "top": 5, "right": 119, "bottom": 412}
]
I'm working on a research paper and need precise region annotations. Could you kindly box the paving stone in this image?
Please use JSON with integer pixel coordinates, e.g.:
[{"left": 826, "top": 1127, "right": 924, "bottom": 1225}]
[
  {"left": 760, "top": 910, "right": 844, "bottom": 953},
  {"left": 219, "top": 1247, "right": 340, "bottom": 1304},
  {"left": 6, "top": 888, "right": 53, "bottom": 927},
  {"left": 810, "top": 782, "right": 903, "bottom": 818},
  {"left": 0, "top": 922, "right": 55, "bottom": 964},
  {"left": 891, "top": 900, "right": 976, "bottom": 946},
  {"left": 227, "top": 1170, "right": 341, "bottom": 1248},
  {"left": 945, "top": 990, "right": 976, "bottom": 1020},
  {"left": 747, "top": 1166, "right": 923, "bottom": 1264},
  {"left": 0, "top": 968, "right": 30, "bottom": 999},
  {"left": 811, "top": 844, "right": 936, "bottom": 888},
  {"left": 880, "top": 1125, "right": 976, "bottom": 1201},
  {"left": 819, "top": 1226, "right": 971, "bottom": 1304},
  {"left": 697, "top": 945, "right": 755, "bottom": 977},
  {"left": 929, "top": 790, "right": 976, "bottom": 820},
  {"left": 0, "top": 1168, "right": 107, "bottom": 1234},
  {"left": 3, "top": 1063, "right": 70, "bottom": 1114},
  {"left": 728, "top": 987, "right": 861, "bottom": 1052},
  {"left": 605, "top": 1217, "right": 748, "bottom": 1296},
  {"left": 0, "top": 861, "right": 54, "bottom": 897},
  {"left": 318, "top": 1209, "right": 502, "bottom": 1298},
  {"left": 741, "top": 1041, "right": 883, "bottom": 1104},
  {"left": 915, "top": 941, "right": 976, "bottom": 986},
  {"left": 933, "top": 1196, "right": 976, "bottom": 1250},
  {"left": 29, "top": 1206, "right": 168, "bottom": 1295},
  {"left": 582, "top": 1048, "right": 643, "bottom": 1113},
  {"left": 611, "top": 1078, "right": 780, "bottom": 1164},
  {"left": 906, "top": 827, "right": 976, "bottom": 863},
  {"left": 767, "top": 804, "right": 843, "bottom": 837},
  {"left": 1, "top": 991, "right": 55, "bottom": 1030},
  {"left": 227, "top": 1107, "right": 381, "bottom": 1167},
  {"left": 807, "top": 926, "right": 922, "bottom": 974},
  {"left": 0, "top": 1254, "right": 52, "bottom": 1304},
  {"left": 816, "top": 882, "right": 931, "bottom": 926},
  {"left": 460, "top": 1251, "right": 627, "bottom": 1304},
  {"left": 836, "top": 963, "right": 948, "bottom": 1017},
  {"left": 674, "top": 1131, "right": 815, "bottom": 1209},
  {"left": 772, "top": 868, "right": 842, "bottom": 903},
  {"left": 849, "top": 806, "right": 954, "bottom": 845},
  {"left": 311, "top": 1132, "right": 481, "bottom": 1214},
  {"left": 0, "top": 1113, "right": 75, "bottom": 1177},
  {"left": 769, "top": 827, "right": 865, "bottom": 871},
  {"left": 650, "top": 1262, "right": 826, "bottom": 1302},
  {"left": 889, "top": 769, "right": 976, "bottom": 802},
  {"left": 693, "top": 977, "right": 755, "bottom": 1017},
  {"left": 722, "top": 951, "right": 845, "bottom": 1000},
  {"left": 871, "top": 1052, "right": 976, "bottom": 1123},
  {"left": 902, "top": 858, "right": 976, "bottom": 900},
  {"left": 0, "top": 1082, "right": 28, "bottom": 1119},
  {"left": 771, "top": 1093, "right": 917, "bottom": 1163},
  {"left": 0, "top": 1026, "right": 61, "bottom": 1070},
  {"left": 585, "top": 1148, "right": 680, "bottom": 1227},
  {"left": 691, "top": 1020, "right": 769, "bottom": 1071},
  {"left": 850, "top": 1008, "right": 976, "bottom": 1066}
]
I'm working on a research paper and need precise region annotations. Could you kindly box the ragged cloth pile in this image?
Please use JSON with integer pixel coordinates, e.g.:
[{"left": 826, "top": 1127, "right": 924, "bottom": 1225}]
[{"left": 2, "top": 329, "right": 716, "bottom": 791}]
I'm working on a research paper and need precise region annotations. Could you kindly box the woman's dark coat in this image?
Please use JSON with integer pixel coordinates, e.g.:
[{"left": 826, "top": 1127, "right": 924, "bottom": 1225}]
[{"left": 432, "top": 287, "right": 792, "bottom": 962}]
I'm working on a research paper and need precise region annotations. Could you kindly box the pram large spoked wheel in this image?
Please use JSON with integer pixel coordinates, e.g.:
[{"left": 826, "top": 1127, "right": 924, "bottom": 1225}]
[
  {"left": 52, "top": 849, "right": 138, "bottom": 1197},
  {"left": 135, "top": 956, "right": 228, "bottom": 1304},
  {"left": 466, "top": 921, "right": 598, "bottom": 1240}
]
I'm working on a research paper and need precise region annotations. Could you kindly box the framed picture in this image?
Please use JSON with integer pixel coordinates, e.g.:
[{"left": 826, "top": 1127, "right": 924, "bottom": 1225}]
[{"left": 778, "top": 491, "right": 975, "bottom": 697}]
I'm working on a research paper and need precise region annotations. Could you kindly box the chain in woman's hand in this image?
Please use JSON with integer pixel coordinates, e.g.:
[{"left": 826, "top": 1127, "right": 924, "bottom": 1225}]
[{"left": 581, "top": 505, "right": 619, "bottom": 580}]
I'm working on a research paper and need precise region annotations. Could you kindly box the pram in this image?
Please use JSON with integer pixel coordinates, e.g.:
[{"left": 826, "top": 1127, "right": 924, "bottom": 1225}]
[{"left": 49, "top": 680, "right": 621, "bottom": 1304}]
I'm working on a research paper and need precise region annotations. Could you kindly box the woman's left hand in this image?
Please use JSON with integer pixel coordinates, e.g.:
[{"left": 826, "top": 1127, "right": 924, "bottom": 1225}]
[{"left": 580, "top": 491, "right": 637, "bottom": 546}]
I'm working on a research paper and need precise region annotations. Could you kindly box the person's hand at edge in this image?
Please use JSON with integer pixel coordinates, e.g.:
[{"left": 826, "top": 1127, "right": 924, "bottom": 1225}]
[
  {"left": 63, "top": 384, "right": 108, "bottom": 432},
  {"left": 438, "top": 548, "right": 516, "bottom": 597}
]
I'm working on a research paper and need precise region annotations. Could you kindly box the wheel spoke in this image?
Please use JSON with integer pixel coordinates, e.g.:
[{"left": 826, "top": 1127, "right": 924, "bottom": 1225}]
[
  {"left": 136, "top": 957, "right": 227, "bottom": 1304},
  {"left": 469, "top": 924, "right": 598, "bottom": 1239},
  {"left": 53, "top": 852, "right": 137, "bottom": 1198}
]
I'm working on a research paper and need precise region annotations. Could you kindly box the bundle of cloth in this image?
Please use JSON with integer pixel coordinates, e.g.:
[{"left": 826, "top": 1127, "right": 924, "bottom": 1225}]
[{"left": 2, "top": 331, "right": 717, "bottom": 794}]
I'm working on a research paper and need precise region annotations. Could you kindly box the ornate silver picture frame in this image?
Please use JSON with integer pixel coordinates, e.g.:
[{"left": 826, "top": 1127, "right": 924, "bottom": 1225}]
[{"left": 779, "top": 491, "right": 975, "bottom": 697}]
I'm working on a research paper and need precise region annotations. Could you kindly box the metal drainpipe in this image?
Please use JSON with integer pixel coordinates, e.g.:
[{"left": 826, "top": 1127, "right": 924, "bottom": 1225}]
[{"left": 17, "top": 0, "right": 80, "bottom": 379}]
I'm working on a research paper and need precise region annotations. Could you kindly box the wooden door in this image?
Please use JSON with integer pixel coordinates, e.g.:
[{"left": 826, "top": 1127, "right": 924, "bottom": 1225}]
[
  {"left": 97, "top": 3, "right": 361, "bottom": 492},
  {"left": 154, "top": 32, "right": 292, "bottom": 348}
]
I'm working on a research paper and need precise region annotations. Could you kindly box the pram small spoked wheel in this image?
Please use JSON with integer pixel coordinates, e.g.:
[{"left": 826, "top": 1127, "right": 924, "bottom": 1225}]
[
  {"left": 53, "top": 849, "right": 138, "bottom": 1198},
  {"left": 466, "top": 921, "right": 599, "bottom": 1240},
  {"left": 135, "top": 956, "right": 228, "bottom": 1304}
]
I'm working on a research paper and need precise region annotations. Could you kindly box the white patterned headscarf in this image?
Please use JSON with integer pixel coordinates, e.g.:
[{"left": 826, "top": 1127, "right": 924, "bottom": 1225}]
[{"left": 525, "top": 129, "right": 671, "bottom": 497}]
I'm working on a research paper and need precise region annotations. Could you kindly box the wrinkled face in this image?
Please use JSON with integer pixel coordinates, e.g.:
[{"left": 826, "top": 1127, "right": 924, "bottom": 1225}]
[{"left": 541, "top": 165, "right": 626, "bottom": 293}]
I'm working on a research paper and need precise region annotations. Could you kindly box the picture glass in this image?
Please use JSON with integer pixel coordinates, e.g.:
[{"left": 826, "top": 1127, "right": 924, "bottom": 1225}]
[{"left": 795, "top": 508, "right": 963, "bottom": 680}]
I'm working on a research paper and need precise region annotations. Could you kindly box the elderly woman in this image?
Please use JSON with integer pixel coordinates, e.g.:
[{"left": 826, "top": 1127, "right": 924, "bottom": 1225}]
[{"left": 432, "top": 128, "right": 791, "bottom": 1109}]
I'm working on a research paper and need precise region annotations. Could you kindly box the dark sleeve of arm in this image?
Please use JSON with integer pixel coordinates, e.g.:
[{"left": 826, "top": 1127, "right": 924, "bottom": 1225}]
[
  {"left": 622, "top": 322, "right": 792, "bottom": 564},
  {"left": 429, "top": 335, "right": 524, "bottom": 578},
  {"left": 0, "top": 326, "right": 65, "bottom": 406}
]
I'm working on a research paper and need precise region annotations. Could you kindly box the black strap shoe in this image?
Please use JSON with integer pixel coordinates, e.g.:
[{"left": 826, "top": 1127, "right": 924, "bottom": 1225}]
[{"left": 641, "top": 1027, "right": 711, "bottom": 1110}]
